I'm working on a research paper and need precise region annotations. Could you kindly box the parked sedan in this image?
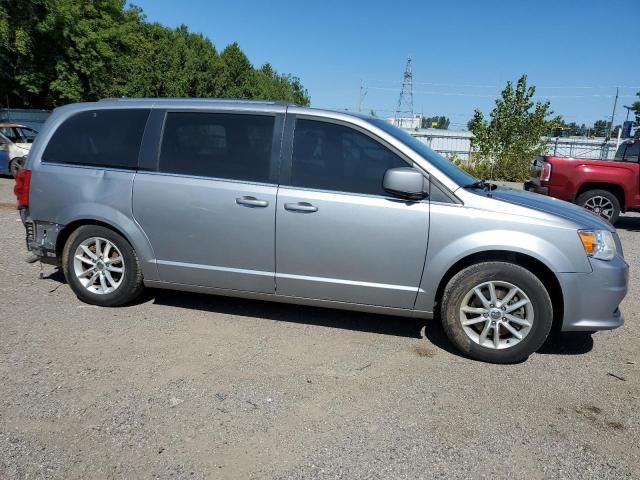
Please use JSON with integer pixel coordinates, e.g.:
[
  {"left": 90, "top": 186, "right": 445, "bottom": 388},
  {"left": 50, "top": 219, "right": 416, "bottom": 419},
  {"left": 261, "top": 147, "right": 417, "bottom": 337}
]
[{"left": 0, "top": 123, "right": 38, "bottom": 177}]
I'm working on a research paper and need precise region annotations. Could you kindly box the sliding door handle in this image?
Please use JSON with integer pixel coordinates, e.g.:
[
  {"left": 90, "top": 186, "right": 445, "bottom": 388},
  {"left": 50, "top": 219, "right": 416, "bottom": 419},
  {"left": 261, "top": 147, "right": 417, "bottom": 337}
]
[
  {"left": 236, "top": 196, "right": 269, "bottom": 208},
  {"left": 284, "top": 202, "right": 318, "bottom": 213}
]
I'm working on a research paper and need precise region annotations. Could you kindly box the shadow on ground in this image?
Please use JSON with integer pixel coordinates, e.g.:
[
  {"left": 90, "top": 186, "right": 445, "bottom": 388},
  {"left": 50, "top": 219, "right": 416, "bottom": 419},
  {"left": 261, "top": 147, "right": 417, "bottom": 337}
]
[
  {"left": 43, "top": 267, "right": 595, "bottom": 359},
  {"left": 615, "top": 215, "right": 640, "bottom": 232},
  {"left": 152, "top": 289, "right": 427, "bottom": 339},
  {"left": 154, "top": 289, "right": 594, "bottom": 358}
]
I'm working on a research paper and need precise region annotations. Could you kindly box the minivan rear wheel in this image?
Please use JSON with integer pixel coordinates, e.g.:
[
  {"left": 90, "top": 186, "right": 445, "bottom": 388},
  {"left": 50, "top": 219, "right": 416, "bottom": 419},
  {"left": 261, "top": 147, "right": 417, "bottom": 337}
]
[
  {"left": 440, "top": 262, "right": 553, "bottom": 363},
  {"left": 62, "top": 225, "right": 144, "bottom": 306}
]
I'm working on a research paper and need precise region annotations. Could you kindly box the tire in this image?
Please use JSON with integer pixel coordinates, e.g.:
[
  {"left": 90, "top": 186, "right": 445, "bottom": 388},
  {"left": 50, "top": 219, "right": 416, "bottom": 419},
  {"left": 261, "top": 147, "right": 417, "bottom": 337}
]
[
  {"left": 62, "top": 225, "right": 144, "bottom": 306},
  {"left": 440, "top": 261, "right": 553, "bottom": 364},
  {"left": 9, "top": 156, "right": 25, "bottom": 178},
  {"left": 576, "top": 189, "right": 621, "bottom": 224}
]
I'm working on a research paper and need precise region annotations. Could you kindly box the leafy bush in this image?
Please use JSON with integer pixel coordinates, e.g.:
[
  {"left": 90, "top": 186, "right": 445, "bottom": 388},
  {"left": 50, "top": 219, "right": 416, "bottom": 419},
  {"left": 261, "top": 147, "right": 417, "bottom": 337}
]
[{"left": 467, "top": 75, "right": 560, "bottom": 182}]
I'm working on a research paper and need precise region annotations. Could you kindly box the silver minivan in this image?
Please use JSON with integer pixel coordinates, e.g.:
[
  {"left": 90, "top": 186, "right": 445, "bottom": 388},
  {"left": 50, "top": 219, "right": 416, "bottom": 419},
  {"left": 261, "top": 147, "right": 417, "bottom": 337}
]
[{"left": 15, "top": 99, "right": 629, "bottom": 363}]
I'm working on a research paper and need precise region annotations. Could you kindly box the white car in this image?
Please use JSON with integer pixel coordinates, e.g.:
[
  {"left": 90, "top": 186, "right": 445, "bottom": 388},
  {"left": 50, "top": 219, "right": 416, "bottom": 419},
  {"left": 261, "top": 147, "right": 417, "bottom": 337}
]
[{"left": 0, "top": 123, "right": 38, "bottom": 177}]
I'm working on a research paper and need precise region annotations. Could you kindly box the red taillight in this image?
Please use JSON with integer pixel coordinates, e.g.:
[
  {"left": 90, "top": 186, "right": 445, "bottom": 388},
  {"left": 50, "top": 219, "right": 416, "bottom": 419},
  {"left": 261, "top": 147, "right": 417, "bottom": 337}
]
[
  {"left": 541, "top": 161, "right": 552, "bottom": 182},
  {"left": 14, "top": 169, "right": 31, "bottom": 209}
]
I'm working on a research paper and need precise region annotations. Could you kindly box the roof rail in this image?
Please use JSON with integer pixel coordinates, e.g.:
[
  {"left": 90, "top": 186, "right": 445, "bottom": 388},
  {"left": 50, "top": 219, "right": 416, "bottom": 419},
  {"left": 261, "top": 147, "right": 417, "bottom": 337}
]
[{"left": 98, "top": 97, "right": 298, "bottom": 106}]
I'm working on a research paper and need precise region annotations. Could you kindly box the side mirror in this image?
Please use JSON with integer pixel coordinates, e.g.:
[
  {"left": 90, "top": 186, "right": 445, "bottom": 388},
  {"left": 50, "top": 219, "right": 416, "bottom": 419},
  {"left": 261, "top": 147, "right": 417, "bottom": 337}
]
[{"left": 383, "top": 167, "right": 427, "bottom": 200}]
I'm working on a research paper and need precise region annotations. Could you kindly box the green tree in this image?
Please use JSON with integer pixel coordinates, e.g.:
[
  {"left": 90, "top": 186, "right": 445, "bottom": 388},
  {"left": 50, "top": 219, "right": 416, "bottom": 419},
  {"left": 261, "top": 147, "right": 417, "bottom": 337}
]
[
  {"left": 468, "top": 74, "right": 560, "bottom": 182},
  {"left": 592, "top": 120, "right": 608, "bottom": 137},
  {"left": 632, "top": 91, "right": 640, "bottom": 124},
  {"left": 0, "top": 0, "right": 309, "bottom": 108},
  {"left": 421, "top": 115, "right": 450, "bottom": 129}
]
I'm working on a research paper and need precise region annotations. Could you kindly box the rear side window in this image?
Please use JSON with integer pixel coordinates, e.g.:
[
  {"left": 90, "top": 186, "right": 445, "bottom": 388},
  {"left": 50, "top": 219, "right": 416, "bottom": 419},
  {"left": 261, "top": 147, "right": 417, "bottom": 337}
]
[
  {"left": 620, "top": 141, "right": 639, "bottom": 162},
  {"left": 290, "top": 119, "right": 408, "bottom": 195},
  {"left": 42, "top": 109, "right": 150, "bottom": 169},
  {"left": 159, "top": 112, "right": 275, "bottom": 183}
]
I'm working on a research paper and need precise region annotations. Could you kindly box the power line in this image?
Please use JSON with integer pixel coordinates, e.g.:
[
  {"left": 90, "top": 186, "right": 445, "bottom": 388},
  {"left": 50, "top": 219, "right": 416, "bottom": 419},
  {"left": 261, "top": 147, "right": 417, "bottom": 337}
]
[
  {"left": 368, "top": 80, "right": 640, "bottom": 90},
  {"left": 368, "top": 85, "right": 636, "bottom": 99}
]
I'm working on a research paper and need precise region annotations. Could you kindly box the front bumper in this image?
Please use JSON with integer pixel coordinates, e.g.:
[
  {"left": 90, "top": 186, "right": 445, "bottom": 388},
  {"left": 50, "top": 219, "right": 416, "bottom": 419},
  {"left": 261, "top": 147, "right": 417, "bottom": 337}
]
[{"left": 559, "top": 255, "right": 629, "bottom": 332}]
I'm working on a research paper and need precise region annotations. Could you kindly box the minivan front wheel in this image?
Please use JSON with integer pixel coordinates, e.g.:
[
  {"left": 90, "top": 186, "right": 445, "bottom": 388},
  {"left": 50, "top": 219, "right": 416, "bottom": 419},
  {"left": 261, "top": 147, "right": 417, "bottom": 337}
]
[
  {"left": 440, "top": 262, "right": 553, "bottom": 363},
  {"left": 62, "top": 225, "right": 144, "bottom": 306}
]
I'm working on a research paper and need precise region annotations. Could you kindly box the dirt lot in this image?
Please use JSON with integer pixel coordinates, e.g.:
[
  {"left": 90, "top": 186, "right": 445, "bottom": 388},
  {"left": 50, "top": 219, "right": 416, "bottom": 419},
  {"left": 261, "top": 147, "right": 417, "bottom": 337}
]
[{"left": 0, "top": 177, "right": 639, "bottom": 479}]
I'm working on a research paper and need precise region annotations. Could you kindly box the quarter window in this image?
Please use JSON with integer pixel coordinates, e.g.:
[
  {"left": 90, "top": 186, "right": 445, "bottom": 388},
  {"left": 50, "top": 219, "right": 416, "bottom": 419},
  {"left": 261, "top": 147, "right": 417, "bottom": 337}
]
[
  {"left": 159, "top": 112, "right": 275, "bottom": 183},
  {"left": 290, "top": 119, "right": 409, "bottom": 195},
  {"left": 42, "top": 109, "right": 149, "bottom": 169},
  {"left": 622, "top": 141, "right": 639, "bottom": 162}
]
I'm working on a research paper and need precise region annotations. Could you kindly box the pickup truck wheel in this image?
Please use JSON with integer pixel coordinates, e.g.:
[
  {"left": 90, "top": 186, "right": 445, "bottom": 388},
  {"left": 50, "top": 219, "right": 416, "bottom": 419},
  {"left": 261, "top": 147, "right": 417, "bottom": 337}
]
[
  {"left": 440, "top": 262, "right": 553, "bottom": 364},
  {"left": 62, "top": 225, "right": 144, "bottom": 306},
  {"left": 576, "top": 189, "right": 620, "bottom": 224}
]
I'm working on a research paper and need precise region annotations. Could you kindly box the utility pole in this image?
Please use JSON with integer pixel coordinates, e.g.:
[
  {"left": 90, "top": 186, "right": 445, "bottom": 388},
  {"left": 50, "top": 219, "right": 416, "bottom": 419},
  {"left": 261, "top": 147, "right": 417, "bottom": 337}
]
[
  {"left": 394, "top": 56, "right": 414, "bottom": 129},
  {"left": 606, "top": 87, "right": 618, "bottom": 141}
]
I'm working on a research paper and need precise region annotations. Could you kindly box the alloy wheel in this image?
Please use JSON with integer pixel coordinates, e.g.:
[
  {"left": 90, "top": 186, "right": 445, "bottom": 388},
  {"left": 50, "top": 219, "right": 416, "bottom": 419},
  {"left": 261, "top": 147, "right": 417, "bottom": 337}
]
[
  {"left": 459, "top": 280, "right": 534, "bottom": 349},
  {"left": 584, "top": 195, "right": 614, "bottom": 220},
  {"left": 73, "top": 237, "right": 125, "bottom": 294}
]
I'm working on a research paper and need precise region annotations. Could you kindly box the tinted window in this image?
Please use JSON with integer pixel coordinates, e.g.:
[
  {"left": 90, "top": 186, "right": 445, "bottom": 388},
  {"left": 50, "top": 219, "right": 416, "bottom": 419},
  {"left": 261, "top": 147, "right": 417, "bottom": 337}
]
[
  {"left": 159, "top": 112, "right": 275, "bottom": 182},
  {"left": 370, "top": 118, "right": 477, "bottom": 187},
  {"left": 42, "top": 109, "right": 149, "bottom": 169},
  {"left": 616, "top": 140, "right": 640, "bottom": 162},
  {"left": 290, "top": 119, "right": 408, "bottom": 195}
]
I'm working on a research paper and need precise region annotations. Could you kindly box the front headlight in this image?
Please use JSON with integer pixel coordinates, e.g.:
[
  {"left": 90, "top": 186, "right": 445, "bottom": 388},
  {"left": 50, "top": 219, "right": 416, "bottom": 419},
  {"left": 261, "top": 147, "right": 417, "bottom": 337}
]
[{"left": 578, "top": 230, "right": 617, "bottom": 261}]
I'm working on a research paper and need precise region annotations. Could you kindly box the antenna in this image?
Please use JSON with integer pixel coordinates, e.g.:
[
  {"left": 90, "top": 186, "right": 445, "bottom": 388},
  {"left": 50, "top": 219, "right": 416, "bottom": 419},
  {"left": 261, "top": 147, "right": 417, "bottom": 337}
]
[
  {"left": 488, "top": 158, "right": 495, "bottom": 198},
  {"left": 394, "top": 56, "right": 413, "bottom": 129},
  {"left": 358, "top": 80, "right": 367, "bottom": 113}
]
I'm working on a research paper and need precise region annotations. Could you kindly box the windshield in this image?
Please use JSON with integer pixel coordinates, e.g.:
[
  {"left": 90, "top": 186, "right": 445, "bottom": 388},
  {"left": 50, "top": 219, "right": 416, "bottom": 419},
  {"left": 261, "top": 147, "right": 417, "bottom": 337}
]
[{"left": 369, "top": 118, "right": 477, "bottom": 187}]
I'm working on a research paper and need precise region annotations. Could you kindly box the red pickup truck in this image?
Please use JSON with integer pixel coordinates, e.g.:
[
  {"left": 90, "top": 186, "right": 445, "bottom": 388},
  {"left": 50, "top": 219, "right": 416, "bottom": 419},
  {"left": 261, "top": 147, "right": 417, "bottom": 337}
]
[{"left": 525, "top": 139, "right": 640, "bottom": 223}]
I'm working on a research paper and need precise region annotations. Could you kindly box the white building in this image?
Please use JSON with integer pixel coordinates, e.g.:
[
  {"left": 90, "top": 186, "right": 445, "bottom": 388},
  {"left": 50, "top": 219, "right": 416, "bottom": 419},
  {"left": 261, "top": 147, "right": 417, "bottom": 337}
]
[{"left": 387, "top": 114, "right": 422, "bottom": 130}]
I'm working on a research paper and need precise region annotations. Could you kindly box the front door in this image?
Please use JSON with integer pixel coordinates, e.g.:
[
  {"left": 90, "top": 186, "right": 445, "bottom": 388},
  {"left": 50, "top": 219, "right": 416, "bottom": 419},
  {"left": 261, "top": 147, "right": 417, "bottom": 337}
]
[
  {"left": 133, "top": 110, "right": 282, "bottom": 293},
  {"left": 275, "top": 117, "right": 430, "bottom": 309}
]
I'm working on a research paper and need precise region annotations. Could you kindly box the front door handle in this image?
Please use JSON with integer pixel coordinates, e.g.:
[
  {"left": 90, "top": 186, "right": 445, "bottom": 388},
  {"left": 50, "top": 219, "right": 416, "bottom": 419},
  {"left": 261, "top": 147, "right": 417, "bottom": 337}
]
[
  {"left": 236, "top": 196, "right": 269, "bottom": 208},
  {"left": 284, "top": 202, "right": 318, "bottom": 213}
]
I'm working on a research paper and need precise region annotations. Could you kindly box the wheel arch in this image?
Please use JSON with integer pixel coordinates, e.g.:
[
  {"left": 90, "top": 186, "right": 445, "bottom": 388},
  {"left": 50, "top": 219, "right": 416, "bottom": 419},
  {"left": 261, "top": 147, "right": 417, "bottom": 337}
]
[
  {"left": 576, "top": 182, "right": 626, "bottom": 211},
  {"left": 56, "top": 219, "right": 131, "bottom": 258},
  {"left": 54, "top": 212, "right": 158, "bottom": 281},
  {"left": 432, "top": 250, "right": 564, "bottom": 332}
]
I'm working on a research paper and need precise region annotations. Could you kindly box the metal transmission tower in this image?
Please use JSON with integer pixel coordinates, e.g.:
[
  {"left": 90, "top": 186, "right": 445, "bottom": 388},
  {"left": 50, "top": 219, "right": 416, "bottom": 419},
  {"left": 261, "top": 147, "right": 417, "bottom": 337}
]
[{"left": 394, "top": 56, "right": 414, "bottom": 129}]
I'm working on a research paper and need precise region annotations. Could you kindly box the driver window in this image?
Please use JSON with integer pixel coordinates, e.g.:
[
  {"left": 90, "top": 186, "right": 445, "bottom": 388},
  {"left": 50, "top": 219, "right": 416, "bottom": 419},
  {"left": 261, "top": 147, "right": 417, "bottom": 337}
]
[{"left": 290, "top": 119, "right": 408, "bottom": 196}]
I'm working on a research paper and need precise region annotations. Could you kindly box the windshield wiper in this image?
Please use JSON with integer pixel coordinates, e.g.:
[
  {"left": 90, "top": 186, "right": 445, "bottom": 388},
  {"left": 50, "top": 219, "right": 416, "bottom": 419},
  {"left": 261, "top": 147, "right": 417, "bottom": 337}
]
[{"left": 463, "top": 179, "right": 497, "bottom": 191}]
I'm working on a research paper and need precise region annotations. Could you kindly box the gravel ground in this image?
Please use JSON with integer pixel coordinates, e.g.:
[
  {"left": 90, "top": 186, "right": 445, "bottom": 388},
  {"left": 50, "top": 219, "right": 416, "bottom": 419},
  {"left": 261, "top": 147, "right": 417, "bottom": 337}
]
[{"left": 0, "top": 177, "right": 638, "bottom": 479}]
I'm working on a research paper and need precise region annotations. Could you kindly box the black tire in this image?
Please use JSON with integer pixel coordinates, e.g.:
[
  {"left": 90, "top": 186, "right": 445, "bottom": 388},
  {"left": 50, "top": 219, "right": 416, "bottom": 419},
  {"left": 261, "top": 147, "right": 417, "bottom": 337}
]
[
  {"left": 62, "top": 225, "right": 144, "bottom": 306},
  {"left": 9, "top": 156, "right": 25, "bottom": 178},
  {"left": 576, "top": 189, "right": 621, "bottom": 224},
  {"left": 440, "top": 261, "right": 553, "bottom": 364}
]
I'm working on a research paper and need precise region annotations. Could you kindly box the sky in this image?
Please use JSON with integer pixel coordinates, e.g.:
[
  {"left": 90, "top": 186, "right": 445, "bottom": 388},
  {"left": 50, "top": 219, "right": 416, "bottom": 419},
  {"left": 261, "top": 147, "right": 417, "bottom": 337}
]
[{"left": 131, "top": 0, "right": 639, "bottom": 130}]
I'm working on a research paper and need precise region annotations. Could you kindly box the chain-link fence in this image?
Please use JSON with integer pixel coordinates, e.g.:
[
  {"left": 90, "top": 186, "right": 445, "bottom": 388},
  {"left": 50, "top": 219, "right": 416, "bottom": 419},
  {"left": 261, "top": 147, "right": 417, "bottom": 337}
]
[{"left": 410, "top": 129, "right": 620, "bottom": 161}]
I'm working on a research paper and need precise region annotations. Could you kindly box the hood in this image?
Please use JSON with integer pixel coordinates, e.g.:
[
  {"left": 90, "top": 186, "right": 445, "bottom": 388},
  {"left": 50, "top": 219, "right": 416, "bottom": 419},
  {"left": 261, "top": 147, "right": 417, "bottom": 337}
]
[{"left": 486, "top": 187, "right": 614, "bottom": 231}]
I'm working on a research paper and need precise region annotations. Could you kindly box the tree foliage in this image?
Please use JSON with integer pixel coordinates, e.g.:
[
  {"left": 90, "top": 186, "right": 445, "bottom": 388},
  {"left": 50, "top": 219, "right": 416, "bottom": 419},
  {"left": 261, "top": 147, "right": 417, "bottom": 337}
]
[
  {"left": 421, "top": 115, "right": 450, "bottom": 129},
  {"left": 467, "top": 74, "right": 560, "bottom": 182},
  {"left": 0, "top": 0, "right": 309, "bottom": 108},
  {"left": 632, "top": 91, "right": 640, "bottom": 124}
]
